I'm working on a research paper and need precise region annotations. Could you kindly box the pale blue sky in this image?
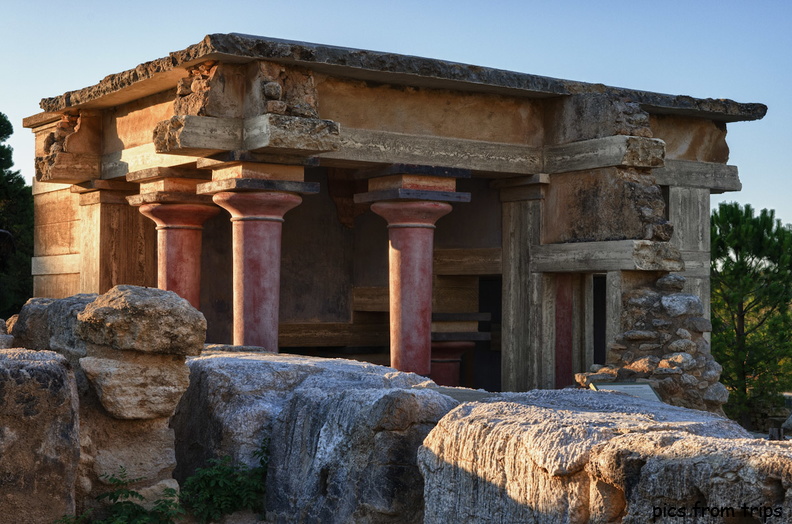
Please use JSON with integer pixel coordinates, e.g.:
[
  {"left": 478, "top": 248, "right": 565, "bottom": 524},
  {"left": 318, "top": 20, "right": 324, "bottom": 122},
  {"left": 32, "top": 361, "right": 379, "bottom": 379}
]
[{"left": 2, "top": 1, "right": 790, "bottom": 222}]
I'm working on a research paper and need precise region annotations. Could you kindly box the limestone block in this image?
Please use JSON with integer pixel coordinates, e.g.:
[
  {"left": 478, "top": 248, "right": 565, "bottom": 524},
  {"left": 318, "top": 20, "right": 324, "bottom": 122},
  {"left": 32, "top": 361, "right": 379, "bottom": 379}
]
[
  {"left": 418, "top": 389, "right": 754, "bottom": 524},
  {"left": 48, "top": 293, "right": 98, "bottom": 359},
  {"left": 0, "top": 349, "right": 79, "bottom": 523},
  {"left": 661, "top": 294, "right": 704, "bottom": 317},
  {"left": 656, "top": 274, "right": 686, "bottom": 292},
  {"left": 89, "top": 417, "right": 177, "bottom": 483},
  {"left": 76, "top": 285, "right": 206, "bottom": 356},
  {"left": 10, "top": 296, "right": 55, "bottom": 349},
  {"left": 80, "top": 356, "right": 190, "bottom": 419},
  {"left": 266, "top": 387, "right": 457, "bottom": 524},
  {"left": 171, "top": 352, "right": 435, "bottom": 482},
  {"left": 590, "top": 432, "right": 792, "bottom": 523}
]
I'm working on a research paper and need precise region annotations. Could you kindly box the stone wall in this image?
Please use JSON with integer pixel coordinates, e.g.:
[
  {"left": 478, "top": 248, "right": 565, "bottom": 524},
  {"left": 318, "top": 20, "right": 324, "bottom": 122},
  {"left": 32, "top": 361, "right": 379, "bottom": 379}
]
[
  {"left": 576, "top": 274, "right": 728, "bottom": 413},
  {"left": 5, "top": 285, "right": 204, "bottom": 515}
]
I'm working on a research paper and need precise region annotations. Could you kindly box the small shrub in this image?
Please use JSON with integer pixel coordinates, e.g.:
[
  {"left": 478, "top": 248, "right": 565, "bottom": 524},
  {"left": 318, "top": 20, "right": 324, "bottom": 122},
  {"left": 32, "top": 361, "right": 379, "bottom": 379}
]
[{"left": 180, "top": 438, "right": 269, "bottom": 523}]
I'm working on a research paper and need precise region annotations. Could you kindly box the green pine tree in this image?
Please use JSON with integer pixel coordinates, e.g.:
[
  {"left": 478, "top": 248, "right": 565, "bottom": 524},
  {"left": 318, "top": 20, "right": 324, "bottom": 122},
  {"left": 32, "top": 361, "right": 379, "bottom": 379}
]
[
  {"left": 0, "top": 111, "right": 33, "bottom": 318},
  {"left": 711, "top": 202, "right": 792, "bottom": 426}
]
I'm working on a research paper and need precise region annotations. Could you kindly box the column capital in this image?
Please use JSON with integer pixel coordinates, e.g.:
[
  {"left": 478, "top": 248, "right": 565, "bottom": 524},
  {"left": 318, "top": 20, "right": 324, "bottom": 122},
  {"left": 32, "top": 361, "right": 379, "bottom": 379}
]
[
  {"left": 371, "top": 200, "right": 452, "bottom": 228},
  {"left": 212, "top": 191, "right": 302, "bottom": 221},
  {"left": 138, "top": 203, "right": 220, "bottom": 230}
]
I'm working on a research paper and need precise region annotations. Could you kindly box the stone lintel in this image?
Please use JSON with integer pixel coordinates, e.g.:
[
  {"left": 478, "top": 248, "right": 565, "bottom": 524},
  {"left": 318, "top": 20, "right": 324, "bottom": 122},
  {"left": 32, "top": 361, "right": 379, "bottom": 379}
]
[
  {"left": 652, "top": 159, "right": 741, "bottom": 192},
  {"left": 126, "top": 166, "right": 211, "bottom": 183},
  {"left": 71, "top": 179, "right": 139, "bottom": 193},
  {"left": 22, "top": 111, "right": 62, "bottom": 129},
  {"left": 154, "top": 114, "right": 340, "bottom": 157},
  {"left": 352, "top": 164, "right": 472, "bottom": 180},
  {"left": 531, "top": 240, "right": 684, "bottom": 273},
  {"left": 544, "top": 136, "right": 665, "bottom": 174},
  {"left": 243, "top": 113, "right": 340, "bottom": 154},
  {"left": 320, "top": 127, "right": 543, "bottom": 176},
  {"left": 126, "top": 192, "right": 216, "bottom": 207},
  {"left": 197, "top": 177, "right": 319, "bottom": 195},
  {"left": 353, "top": 188, "right": 471, "bottom": 204},
  {"left": 36, "top": 152, "right": 101, "bottom": 184}
]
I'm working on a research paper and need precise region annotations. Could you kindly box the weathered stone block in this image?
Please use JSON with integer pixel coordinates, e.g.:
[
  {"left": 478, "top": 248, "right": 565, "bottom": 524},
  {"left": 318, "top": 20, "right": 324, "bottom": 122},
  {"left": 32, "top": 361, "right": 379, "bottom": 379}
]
[
  {"left": 172, "top": 352, "right": 434, "bottom": 481},
  {"left": 661, "top": 293, "right": 704, "bottom": 317},
  {"left": 9, "top": 297, "right": 55, "bottom": 349},
  {"left": 76, "top": 285, "right": 206, "bottom": 356},
  {"left": 80, "top": 356, "right": 190, "bottom": 419},
  {"left": 0, "top": 349, "right": 79, "bottom": 523},
  {"left": 266, "top": 387, "right": 457, "bottom": 524},
  {"left": 419, "top": 389, "right": 757, "bottom": 524}
]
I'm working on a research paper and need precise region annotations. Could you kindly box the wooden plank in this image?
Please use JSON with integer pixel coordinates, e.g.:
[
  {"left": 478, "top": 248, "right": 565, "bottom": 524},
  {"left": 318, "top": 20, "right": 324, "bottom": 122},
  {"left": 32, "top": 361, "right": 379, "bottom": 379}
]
[
  {"left": 605, "top": 271, "right": 623, "bottom": 346},
  {"left": 434, "top": 248, "right": 502, "bottom": 275},
  {"left": 433, "top": 276, "right": 478, "bottom": 313},
  {"left": 278, "top": 322, "right": 388, "bottom": 347},
  {"left": 352, "top": 286, "right": 389, "bottom": 312},
  {"left": 668, "top": 187, "right": 710, "bottom": 253},
  {"left": 31, "top": 254, "right": 81, "bottom": 275},
  {"left": 501, "top": 199, "right": 542, "bottom": 391},
  {"left": 531, "top": 240, "right": 684, "bottom": 273},
  {"left": 545, "top": 136, "right": 665, "bottom": 173},
  {"left": 319, "top": 127, "right": 543, "bottom": 176},
  {"left": 652, "top": 159, "right": 740, "bottom": 192}
]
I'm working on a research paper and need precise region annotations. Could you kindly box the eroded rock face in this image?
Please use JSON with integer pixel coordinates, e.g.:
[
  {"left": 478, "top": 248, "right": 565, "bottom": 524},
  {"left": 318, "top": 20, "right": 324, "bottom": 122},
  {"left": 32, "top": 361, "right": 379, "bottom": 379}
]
[
  {"left": 172, "top": 352, "right": 455, "bottom": 523},
  {"left": 418, "top": 389, "right": 787, "bottom": 524},
  {"left": 9, "top": 296, "right": 55, "bottom": 349},
  {"left": 80, "top": 356, "right": 190, "bottom": 419},
  {"left": 0, "top": 349, "right": 79, "bottom": 523},
  {"left": 267, "top": 387, "right": 457, "bottom": 524},
  {"left": 76, "top": 285, "right": 206, "bottom": 356}
]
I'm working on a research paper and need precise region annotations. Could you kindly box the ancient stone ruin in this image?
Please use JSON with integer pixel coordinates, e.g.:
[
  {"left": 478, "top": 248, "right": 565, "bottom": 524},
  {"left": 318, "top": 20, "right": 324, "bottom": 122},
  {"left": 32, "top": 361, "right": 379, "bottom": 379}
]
[
  {"left": 22, "top": 34, "right": 766, "bottom": 402},
  {"left": 2, "top": 286, "right": 792, "bottom": 523},
  {"left": 6, "top": 34, "right": 787, "bottom": 523}
]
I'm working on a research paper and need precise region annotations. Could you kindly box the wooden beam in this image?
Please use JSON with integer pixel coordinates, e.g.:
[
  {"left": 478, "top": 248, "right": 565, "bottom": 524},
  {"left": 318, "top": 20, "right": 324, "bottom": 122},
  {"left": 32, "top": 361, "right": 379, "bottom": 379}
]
[
  {"left": 433, "top": 248, "right": 502, "bottom": 275},
  {"left": 545, "top": 135, "right": 665, "bottom": 174},
  {"left": 652, "top": 159, "right": 740, "bottom": 192},
  {"left": 319, "top": 127, "right": 543, "bottom": 175},
  {"left": 531, "top": 240, "right": 684, "bottom": 273}
]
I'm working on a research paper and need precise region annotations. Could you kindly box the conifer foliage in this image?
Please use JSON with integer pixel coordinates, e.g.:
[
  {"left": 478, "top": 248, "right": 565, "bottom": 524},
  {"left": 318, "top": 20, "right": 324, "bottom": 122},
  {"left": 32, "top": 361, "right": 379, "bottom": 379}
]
[
  {"left": 0, "top": 112, "right": 33, "bottom": 318},
  {"left": 711, "top": 202, "right": 792, "bottom": 425}
]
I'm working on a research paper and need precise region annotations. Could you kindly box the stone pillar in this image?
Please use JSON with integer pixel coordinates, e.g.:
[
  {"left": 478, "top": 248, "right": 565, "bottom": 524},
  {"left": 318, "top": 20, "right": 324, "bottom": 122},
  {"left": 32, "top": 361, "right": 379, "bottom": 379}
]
[
  {"left": 371, "top": 201, "right": 452, "bottom": 375},
  {"left": 355, "top": 165, "right": 471, "bottom": 376},
  {"left": 211, "top": 191, "right": 302, "bottom": 350},
  {"left": 75, "top": 180, "right": 156, "bottom": 294},
  {"left": 137, "top": 203, "right": 219, "bottom": 308},
  {"left": 127, "top": 167, "right": 217, "bottom": 309},
  {"left": 197, "top": 162, "right": 319, "bottom": 350}
]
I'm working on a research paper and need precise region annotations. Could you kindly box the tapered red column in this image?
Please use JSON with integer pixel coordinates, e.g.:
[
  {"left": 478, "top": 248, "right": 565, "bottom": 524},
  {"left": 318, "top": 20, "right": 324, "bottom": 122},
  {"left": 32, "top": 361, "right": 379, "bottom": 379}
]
[
  {"left": 138, "top": 203, "right": 219, "bottom": 308},
  {"left": 371, "top": 201, "right": 452, "bottom": 375},
  {"left": 212, "top": 191, "right": 302, "bottom": 350}
]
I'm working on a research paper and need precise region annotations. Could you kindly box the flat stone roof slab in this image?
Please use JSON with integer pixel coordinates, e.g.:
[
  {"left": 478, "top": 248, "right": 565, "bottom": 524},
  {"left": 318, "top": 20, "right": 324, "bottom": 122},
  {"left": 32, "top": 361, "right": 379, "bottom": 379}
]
[{"left": 36, "top": 33, "right": 765, "bottom": 123}]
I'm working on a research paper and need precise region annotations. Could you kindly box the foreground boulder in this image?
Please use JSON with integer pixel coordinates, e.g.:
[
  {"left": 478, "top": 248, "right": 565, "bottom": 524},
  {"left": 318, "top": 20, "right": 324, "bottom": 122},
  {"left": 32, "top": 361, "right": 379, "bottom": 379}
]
[
  {"left": 419, "top": 389, "right": 792, "bottom": 523},
  {"left": 172, "top": 352, "right": 458, "bottom": 523},
  {"left": 0, "top": 349, "right": 79, "bottom": 523}
]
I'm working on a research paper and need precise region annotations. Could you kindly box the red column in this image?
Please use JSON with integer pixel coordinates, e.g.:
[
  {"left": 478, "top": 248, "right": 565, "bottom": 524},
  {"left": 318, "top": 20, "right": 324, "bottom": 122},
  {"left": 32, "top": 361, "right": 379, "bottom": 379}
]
[
  {"left": 138, "top": 203, "right": 219, "bottom": 308},
  {"left": 371, "top": 201, "right": 452, "bottom": 375},
  {"left": 212, "top": 191, "right": 302, "bottom": 351}
]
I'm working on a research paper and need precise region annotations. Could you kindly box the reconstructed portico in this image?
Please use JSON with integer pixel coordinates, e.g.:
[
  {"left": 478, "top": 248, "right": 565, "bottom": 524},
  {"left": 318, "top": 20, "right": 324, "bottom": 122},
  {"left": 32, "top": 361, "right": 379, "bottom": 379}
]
[{"left": 25, "top": 34, "right": 765, "bottom": 391}]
